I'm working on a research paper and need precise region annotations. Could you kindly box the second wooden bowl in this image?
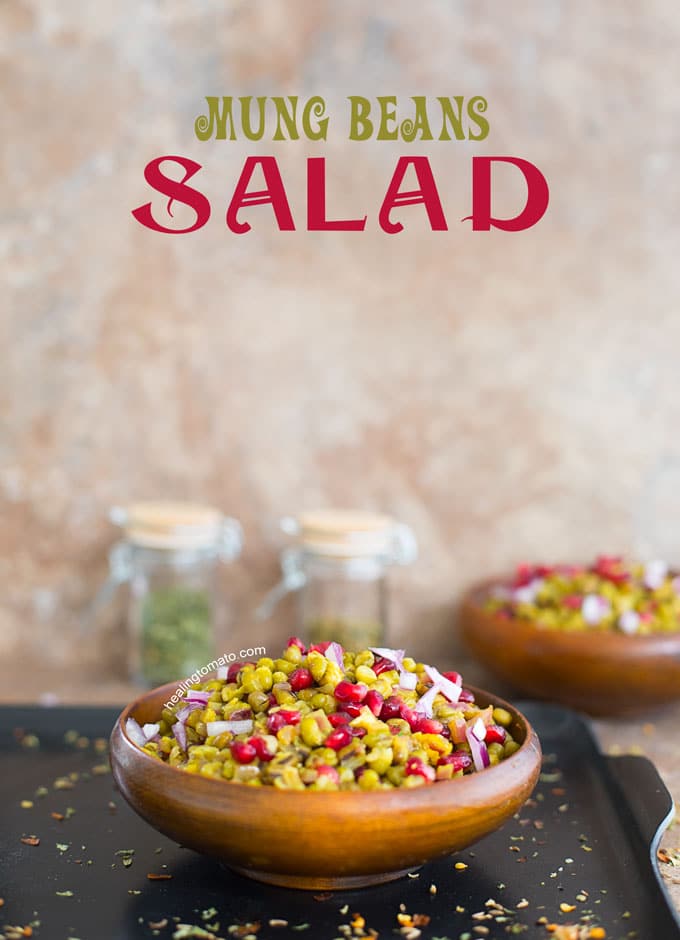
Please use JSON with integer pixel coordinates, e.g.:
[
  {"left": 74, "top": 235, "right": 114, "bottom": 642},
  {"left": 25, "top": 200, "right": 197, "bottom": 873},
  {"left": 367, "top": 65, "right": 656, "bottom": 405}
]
[
  {"left": 460, "top": 579, "right": 680, "bottom": 716},
  {"left": 110, "top": 681, "right": 541, "bottom": 890}
]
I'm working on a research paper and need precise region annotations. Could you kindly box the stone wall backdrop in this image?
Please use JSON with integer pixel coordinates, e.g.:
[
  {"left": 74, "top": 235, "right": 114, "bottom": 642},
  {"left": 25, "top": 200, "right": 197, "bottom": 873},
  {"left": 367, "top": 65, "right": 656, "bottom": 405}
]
[{"left": 2, "top": 0, "right": 680, "bottom": 693}]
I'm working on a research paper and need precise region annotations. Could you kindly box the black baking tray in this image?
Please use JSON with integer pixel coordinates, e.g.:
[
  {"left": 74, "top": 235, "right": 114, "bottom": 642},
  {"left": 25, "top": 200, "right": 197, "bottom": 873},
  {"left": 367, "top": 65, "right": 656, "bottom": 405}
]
[{"left": 0, "top": 701, "right": 677, "bottom": 940}]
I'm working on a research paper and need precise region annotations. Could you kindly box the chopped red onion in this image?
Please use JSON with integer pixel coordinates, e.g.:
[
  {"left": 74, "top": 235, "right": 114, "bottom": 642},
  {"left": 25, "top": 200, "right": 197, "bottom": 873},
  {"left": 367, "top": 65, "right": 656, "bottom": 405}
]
[
  {"left": 175, "top": 702, "right": 203, "bottom": 724},
  {"left": 142, "top": 722, "right": 160, "bottom": 740},
  {"left": 399, "top": 671, "right": 418, "bottom": 691},
  {"left": 125, "top": 717, "right": 147, "bottom": 747},
  {"left": 582, "top": 593, "right": 610, "bottom": 625},
  {"left": 174, "top": 720, "right": 187, "bottom": 751},
  {"left": 369, "top": 647, "right": 406, "bottom": 672},
  {"left": 643, "top": 559, "right": 668, "bottom": 590},
  {"left": 618, "top": 610, "right": 641, "bottom": 635},
  {"left": 466, "top": 725, "right": 491, "bottom": 772},
  {"left": 423, "top": 664, "right": 462, "bottom": 703},
  {"left": 414, "top": 685, "right": 438, "bottom": 717},
  {"left": 468, "top": 717, "right": 487, "bottom": 741},
  {"left": 216, "top": 666, "right": 229, "bottom": 680},
  {"left": 184, "top": 691, "right": 211, "bottom": 705},
  {"left": 325, "top": 642, "right": 345, "bottom": 669},
  {"left": 673, "top": 576, "right": 680, "bottom": 595},
  {"left": 513, "top": 578, "right": 544, "bottom": 604},
  {"left": 206, "top": 719, "right": 253, "bottom": 736}
]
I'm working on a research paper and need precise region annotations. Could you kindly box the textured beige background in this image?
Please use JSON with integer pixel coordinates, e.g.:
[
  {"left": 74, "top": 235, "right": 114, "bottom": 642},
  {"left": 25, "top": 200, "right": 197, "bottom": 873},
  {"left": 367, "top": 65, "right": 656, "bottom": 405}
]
[{"left": 2, "top": 0, "right": 680, "bottom": 679}]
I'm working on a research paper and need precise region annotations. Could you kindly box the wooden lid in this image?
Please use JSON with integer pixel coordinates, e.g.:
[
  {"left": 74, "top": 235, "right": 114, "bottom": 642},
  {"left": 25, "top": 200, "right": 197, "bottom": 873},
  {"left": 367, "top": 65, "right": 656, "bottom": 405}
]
[
  {"left": 284, "top": 510, "right": 398, "bottom": 558},
  {"left": 111, "top": 501, "right": 225, "bottom": 550}
]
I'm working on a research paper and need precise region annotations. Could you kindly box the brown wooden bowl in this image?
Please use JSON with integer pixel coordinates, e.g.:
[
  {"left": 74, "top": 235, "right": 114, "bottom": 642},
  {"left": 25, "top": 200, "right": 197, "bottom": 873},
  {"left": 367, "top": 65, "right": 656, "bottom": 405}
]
[
  {"left": 110, "top": 680, "right": 541, "bottom": 890},
  {"left": 460, "top": 578, "right": 680, "bottom": 716}
]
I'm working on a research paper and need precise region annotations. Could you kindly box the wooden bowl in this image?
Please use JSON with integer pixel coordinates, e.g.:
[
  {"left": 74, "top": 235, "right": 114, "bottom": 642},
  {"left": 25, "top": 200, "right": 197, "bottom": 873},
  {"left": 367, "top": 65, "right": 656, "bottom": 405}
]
[
  {"left": 460, "top": 579, "right": 680, "bottom": 716},
  {"left": 110, "top": 681, "right": 541, "bottom": 890}
]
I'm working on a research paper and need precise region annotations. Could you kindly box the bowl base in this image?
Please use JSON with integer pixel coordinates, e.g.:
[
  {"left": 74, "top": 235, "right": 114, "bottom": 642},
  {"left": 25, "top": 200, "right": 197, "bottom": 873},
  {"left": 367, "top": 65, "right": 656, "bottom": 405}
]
[{"left": 229, "top": 863, "right": 419, "bottom": 890}]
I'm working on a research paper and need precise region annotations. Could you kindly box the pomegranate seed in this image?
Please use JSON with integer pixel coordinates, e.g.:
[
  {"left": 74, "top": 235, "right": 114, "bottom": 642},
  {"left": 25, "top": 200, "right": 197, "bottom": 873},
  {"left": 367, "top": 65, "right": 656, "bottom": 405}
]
[
  {"left": 334, "top": 681, "right": 368, "bottom": 704},
  {"left": 373, "top": 656, "right": 394, "bottom": 676},
  {"left": 266, "top": 709, "right": 301, "bottom": 733},
  {"left": 416, "top": 717, "right": 444, "bottom": 735},
  {"left": 308, "top": 641, "right": 331, "bottom": 654},
  {"left": 443, "top": 671, "right": 462, "bottom": 686},
  {"left": 458, "top": 689, "right": 475, "bottom": 703},
  {"left": 266, "top": 713, "right": 286, "bottom": 733},
  {"left": 286, "top": 636, "right": 306, "bottom": 653},
  {"left": 399, "top": 703, "right": 421, "bottom": 730},
  {"left": 513, "top": 563, "right": 536, "bottom": 587},
  {"left": 354, "top": 766, "right": 367, "bottom": 781},
  {"left": 289, "top": 668, "right": 314, "bottom": 692},
  {"left": 405, "top": 757, "right": 435, "bottom": 782},
  {"left": 231, "top": 741, "right": 257, "bottom": 764},
  {"left": 267, "top": 693, "right": 277, "bottom": 708},
  {"left": 328, "top": 712, "right": 351, "bottom": 727},
  {"left": 343, "top": 702, "right": 363, "bottom": 718},
  {"left": 249, "top": 736, "right": 274, "bottom": 761},
  {"left": 485, "top": 725, "right": 507, "bottom": 745},
  {"left": 438, "top": 751, "right": 473, "bottom": 772},
  {"left": 350, "top": 726, "right": 367, "bottom": 738},
  {"left": 364, "top": 689, "right": 384, "bottom": 716},
  {"left": 325, "top": 727, "right": 353, "bottom": 750},
  {"left": 278, "top": 709, "right": 301, "bottom": 724},
  {"left": 563, "top": 594, "right": 582, "bottom": 610},
  {"left": 316, "top": 764, "right": 339, "bottom": 784},
  {"left": 380, "top": 696, "right": 403, "bottom": 720}
]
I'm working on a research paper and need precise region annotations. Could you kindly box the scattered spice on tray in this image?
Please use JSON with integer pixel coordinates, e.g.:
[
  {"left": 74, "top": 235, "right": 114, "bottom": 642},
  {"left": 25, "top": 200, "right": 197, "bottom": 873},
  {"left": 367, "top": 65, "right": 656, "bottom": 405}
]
[
  {"left": 147, "top": 872, "right": 173, "bottom": 880},
  {"left": 19, "top": 836, "right": 39, "bottom": 846},
  {"left": 485, "top": 556, "right": 680, "bottom": 633},
  {"left": 55, "top": 890, "right": 74, "bottom": 897},
  {"left": 19, "top": 801, "right": 33, "bottom": 810},
  {"left": 173, "top": 927, "right": 223, "bottom": 940},
  {"left": 657, "top": 847, "right": 680, "bottom": 866}
]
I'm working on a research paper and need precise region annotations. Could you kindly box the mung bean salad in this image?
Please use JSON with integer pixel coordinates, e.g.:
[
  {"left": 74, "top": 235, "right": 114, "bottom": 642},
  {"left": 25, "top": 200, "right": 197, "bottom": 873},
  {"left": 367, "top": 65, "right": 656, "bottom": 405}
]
[
  {"left": 485, "top": 557, "right": 680, "bottom": 634},
  {"left": 125, "top": 639, "right": 520, "bottom": 790}
]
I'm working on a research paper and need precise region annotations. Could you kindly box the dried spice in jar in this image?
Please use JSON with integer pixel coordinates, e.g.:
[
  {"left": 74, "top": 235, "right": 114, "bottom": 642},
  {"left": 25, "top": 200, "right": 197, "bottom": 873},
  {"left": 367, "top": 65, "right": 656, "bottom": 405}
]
[{"left": 104, "top": 502, "right": 243, "bottom": 686}]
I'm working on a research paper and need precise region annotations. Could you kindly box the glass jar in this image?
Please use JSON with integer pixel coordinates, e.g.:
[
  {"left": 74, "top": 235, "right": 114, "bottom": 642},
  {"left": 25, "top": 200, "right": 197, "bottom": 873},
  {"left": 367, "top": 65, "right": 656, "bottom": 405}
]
[
  {"left": 257, "top": 510, "right": 417, "bottom": 649},
  {"left": 106, "top": 502, "right": 243, "bottom": 687}
]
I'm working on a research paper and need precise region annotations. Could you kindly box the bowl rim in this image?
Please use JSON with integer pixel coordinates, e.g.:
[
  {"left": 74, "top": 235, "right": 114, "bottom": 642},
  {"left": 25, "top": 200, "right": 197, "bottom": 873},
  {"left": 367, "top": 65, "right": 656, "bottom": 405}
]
[
  {"left": 113, "top": 678, "right": 541, "bottom": 800},
  {"left": 464, "top": 575, "right": 680, "bottom": 645}
]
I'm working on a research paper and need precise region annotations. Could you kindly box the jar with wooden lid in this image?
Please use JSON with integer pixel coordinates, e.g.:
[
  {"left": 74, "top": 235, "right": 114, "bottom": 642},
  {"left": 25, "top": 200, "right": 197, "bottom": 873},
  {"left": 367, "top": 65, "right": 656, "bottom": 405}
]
[
  {"left": 257, "top": 510, "right": 417, "bottom": 649},
  {"left": 106, "top": 502, "right": 243, "bottom": 687}
]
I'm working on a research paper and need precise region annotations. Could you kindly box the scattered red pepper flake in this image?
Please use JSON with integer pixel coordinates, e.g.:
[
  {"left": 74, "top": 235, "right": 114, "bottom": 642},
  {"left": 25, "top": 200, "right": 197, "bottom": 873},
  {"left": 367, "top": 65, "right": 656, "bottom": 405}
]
[
  {"left": 147, "top": 872, "right": 173, "bottom": 880},
  {"left": 313, "top": 892, "right": 333, "bottom": 901},
  {"left": 20, "top": 836, "right": 40, "bottom": 846},
  {"left": 149, "top": 919, "right": 169, "bottom": 930}
]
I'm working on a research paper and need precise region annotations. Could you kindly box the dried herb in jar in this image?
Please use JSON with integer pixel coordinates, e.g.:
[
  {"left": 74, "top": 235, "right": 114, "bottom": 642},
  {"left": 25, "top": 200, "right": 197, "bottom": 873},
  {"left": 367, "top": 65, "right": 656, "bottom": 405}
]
[{"left": 140, "top": 586, "right": 214, "bottom": 685}]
